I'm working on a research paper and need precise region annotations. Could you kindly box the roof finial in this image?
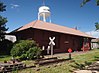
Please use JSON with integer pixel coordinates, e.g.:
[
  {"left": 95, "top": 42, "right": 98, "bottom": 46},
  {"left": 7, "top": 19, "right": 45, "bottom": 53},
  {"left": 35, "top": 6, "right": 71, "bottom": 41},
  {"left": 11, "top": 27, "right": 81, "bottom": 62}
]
[{"left": 43, "top": 0, "right": 45, "bottom": 6}]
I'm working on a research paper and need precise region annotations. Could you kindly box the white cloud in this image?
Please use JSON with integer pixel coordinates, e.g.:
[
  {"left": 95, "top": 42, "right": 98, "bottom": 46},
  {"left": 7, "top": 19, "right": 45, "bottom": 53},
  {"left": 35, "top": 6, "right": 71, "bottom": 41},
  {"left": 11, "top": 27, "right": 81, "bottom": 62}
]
[
  {"left": 10, "top": 4, "right": 19, "bottom": 9},
  {"left": 86, "top": 31, "right": 99, "bottom": 38}
]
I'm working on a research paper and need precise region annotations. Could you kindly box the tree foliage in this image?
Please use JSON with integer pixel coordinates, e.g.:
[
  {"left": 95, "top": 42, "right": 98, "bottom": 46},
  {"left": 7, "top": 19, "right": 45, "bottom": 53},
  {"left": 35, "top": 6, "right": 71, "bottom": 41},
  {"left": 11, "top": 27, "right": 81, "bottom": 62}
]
[
  {"left": 0, "top": 39, "right": 13, "bottom": 55},
  {"left": 26, "top": 47, "right": 42, "bottom": 60},
  {"left": 10, "top": 40, "right": 37, "bottom": 57},
  {"left": 95, "top": 22, "right": 99, "bottom": 31},
  {"left": 81, "top": 0, "right": 99, "bottom": 31},
  {"left": 81, "top": 0, "right": 99, "bottom": 7},
  {"left": 0, "top": 2, "right": 6, "bottom": 12},
  {"left": 0, "top": 2, "right": 8, "bottom": 41}
]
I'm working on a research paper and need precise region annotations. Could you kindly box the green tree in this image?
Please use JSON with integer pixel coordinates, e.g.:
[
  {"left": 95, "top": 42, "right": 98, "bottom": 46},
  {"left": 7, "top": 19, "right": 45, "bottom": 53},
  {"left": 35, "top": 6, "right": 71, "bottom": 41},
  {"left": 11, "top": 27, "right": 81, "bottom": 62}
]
[
  {"left": 95, "top": 22, "right": 99, "bottom": 31},
  {"left": 0, "top": 2, "right": 8, "bottom": 41},
  {"left": 81, "top": 0, "right": 99, "bottom": 7},
  {"left": 81, "top": 0, "right": 99, "bottom": 31}
]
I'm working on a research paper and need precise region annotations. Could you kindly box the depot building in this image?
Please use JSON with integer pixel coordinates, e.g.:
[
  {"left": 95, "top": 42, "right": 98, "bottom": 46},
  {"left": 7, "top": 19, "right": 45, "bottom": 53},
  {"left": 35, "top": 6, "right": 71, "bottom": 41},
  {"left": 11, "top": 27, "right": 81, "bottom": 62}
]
[{"left": 9, "top": 5, "right": 94, "bottom": 54}]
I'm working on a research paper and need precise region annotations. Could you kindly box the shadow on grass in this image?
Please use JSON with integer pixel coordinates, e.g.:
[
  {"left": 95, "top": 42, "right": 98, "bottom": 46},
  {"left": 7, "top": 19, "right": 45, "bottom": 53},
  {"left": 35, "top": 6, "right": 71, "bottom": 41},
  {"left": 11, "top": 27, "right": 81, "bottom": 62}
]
[
  {"left": 36, "top": 57, "right": 73, "bottom": 66},
  {"left": 70, "top": 61, "right": 92, "bottom": 70},
  {"left": 0, "top": 55, "right": 10, "bottom": 58},
  {"left": 94, "top": 56, "right": 99, "bottom": 61}
]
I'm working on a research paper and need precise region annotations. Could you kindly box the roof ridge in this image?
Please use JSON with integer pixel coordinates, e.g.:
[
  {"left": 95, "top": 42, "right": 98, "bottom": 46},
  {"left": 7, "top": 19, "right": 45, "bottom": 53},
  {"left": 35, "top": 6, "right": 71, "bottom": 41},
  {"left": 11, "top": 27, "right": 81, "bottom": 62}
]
[{"left": 32, "top": 20, "right": 39, "bottom": 27}]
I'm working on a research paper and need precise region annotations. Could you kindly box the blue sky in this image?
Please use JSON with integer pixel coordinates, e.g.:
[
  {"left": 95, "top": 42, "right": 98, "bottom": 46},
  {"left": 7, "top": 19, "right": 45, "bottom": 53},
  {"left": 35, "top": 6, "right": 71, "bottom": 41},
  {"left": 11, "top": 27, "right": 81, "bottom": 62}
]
[{"left": 1, "top": 0, "right": 99, "bottom": 37}]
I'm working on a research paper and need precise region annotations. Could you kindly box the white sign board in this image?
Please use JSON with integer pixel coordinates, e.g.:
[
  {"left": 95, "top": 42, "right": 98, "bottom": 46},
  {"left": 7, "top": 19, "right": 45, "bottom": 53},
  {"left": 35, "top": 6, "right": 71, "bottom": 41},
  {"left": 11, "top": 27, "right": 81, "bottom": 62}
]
[
  {"left": 49, "top": 37, "right": 55, "bottom": 45},
  {"left": 49, "top": 37, "right": 55, "bottom": 57}
]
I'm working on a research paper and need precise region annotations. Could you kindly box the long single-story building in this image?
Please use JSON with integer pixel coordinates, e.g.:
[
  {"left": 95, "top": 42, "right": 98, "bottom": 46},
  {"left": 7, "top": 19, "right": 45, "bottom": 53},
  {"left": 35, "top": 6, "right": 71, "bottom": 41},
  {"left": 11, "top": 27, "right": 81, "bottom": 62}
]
[
  {"left": 91, "top": 38, "right": 99, "bottom": 49},
  {"left": 10, "top": 20, "right": 94, "bottom": 54}
]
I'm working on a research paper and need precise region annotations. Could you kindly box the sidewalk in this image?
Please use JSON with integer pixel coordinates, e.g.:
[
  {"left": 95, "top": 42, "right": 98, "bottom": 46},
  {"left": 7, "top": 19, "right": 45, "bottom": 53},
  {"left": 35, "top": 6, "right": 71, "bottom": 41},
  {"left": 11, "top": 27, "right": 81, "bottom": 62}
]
[{"left": 44, "top": 51, "right": 90, "bottom": 59}]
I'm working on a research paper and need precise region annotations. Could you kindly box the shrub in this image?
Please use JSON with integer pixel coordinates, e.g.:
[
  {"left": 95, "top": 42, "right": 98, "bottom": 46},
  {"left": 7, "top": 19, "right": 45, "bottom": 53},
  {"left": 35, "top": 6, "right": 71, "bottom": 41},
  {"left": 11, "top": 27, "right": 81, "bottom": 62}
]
[
  {"left": 10, "top": 40, "right": 37, "bottom": 57},
  {"left": 27, "top": 47, "right": 42, "bottom": 60},
  {"left": 10, "top": 40, "right": 42, "bottom": 60},
  {"left": 19, "top": 54, "right": 27, "bottom": 60}
]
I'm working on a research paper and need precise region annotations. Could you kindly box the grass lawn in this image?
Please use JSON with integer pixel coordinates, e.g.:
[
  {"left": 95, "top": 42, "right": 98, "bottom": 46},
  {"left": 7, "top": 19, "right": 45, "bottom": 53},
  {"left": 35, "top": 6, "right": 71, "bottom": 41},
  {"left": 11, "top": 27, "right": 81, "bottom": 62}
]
[
  {"left": 0, "top": 49, "right": 99, "bottom": 73},
  {"left": 0, "top": 55, "right": 11, "bottom": 62}
]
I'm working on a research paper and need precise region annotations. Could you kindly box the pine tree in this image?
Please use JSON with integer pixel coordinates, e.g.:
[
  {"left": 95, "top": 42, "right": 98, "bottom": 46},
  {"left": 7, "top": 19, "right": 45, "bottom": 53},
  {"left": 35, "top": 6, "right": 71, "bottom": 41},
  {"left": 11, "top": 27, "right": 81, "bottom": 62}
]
[
  {"left": 81, "top": 0, "right": 99, "bottom": 7},
  {"left": 0, "top": 2, "right": 8, "bottom": 41}
]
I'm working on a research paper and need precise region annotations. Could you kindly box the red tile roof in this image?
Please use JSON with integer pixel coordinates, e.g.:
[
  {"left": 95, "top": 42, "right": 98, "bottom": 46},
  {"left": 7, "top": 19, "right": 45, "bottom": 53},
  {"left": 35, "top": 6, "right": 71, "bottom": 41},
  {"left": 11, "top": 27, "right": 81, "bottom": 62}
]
[{"left": 14, "top": 20, "right": 93, "bottom": 38}]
